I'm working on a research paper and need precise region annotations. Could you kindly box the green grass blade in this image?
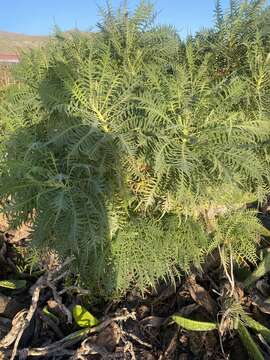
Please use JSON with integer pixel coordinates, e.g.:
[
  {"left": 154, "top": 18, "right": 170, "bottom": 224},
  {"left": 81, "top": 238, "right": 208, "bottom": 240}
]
[
  {"left": 243, "top": 314, "right": 270, "bottom": 343},
  {"left": 238, "top": 323, "right": 264, "bottom": 360},
  {"left": 171, "top": 314, "right": 217, "bottom": 331},
  {"left": 0, "top": 279, "right": 27, "bottom": 289}
]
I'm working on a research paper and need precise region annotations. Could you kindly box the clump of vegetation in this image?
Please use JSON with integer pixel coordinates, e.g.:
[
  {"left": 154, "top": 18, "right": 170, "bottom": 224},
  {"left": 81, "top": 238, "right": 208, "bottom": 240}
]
[{"left": 0, "top": 0, "right": 270, "bottom": 298}]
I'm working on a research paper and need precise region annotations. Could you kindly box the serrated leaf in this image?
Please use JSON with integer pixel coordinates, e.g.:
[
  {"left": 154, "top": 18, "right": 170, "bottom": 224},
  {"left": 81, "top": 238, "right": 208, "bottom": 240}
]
[
  {"left": 238, "top": 323, "right": 264, "bottom": 360},
  {"left": 171, "top": 314, "right": 217, "bottom": 331},
  {"left": 72, "top": 305, "right": 99, "bottom": 328},
  {"left": 0, "top": 279, "right": 27, "bottom": 289}
]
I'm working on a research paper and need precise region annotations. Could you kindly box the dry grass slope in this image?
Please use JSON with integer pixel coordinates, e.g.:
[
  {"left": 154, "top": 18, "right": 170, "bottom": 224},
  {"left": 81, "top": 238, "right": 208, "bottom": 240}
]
[
  {"left": 0, "top": 31, "right": 47, "bottom": 86},
  {"left": 0, "top": 31, "right": 47, "bottom": 53}
]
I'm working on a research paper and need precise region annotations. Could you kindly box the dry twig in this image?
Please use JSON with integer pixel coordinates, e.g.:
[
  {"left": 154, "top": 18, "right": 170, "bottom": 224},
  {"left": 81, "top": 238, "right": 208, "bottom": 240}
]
[
  {"left": 10, "top": 276, "right": 45, "bottom": 360},
  {"left": 4, "top": 309, "right": 135, "bottom": 359}
]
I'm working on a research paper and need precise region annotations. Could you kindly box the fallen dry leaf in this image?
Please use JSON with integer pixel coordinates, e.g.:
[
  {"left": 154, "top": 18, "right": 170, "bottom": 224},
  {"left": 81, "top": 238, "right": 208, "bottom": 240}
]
[
  {"left": 96, "top": 321, "right": 121, "bottom": 352},
  {"left": 251, "top": 292, "right": 270, "bottom": 314},
  {"left": 140, "top": 316, "right": 166, "bottom": 329},
  {"left": 0, "top": 214, "right": 9, "bottom": 233},
  {"left": 0, "top": 212, "right": 31, "bottom": 244},
  {"left": 256, "top": 279, "right": 270, "bottom": 298},
  {"left": 8, "top": 223, "right": 31, "bottom": 243},
  {"left": 137, "top": 305, "right": 150, "bottom": 320},
  {"left": 178, "top": 304, "right": 200, "bottom": 317},
  {"left": 186, "top": 275, "right": 218, "bottom": 316}
]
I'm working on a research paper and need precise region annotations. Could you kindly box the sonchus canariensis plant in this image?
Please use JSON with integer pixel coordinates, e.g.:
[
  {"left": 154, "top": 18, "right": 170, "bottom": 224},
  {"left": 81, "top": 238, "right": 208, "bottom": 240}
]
[{"left": 0, "top": 1, "right": 270, "bottom": 297}]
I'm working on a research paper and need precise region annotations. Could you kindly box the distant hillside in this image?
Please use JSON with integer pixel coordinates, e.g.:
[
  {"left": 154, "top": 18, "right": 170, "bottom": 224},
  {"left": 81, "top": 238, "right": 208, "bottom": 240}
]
[{"left": 0, "top": 31, "right": 48, "bottom": 53}]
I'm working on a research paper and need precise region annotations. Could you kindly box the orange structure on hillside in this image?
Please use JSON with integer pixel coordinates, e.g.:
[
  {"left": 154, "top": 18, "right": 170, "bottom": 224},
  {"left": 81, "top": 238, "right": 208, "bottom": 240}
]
[{"left": 0, "top": 53, "right": 20, "bottom": 64}]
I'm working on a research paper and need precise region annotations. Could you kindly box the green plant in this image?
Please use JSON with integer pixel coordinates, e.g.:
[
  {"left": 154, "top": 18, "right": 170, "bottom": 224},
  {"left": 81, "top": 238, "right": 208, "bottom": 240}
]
[
  {"left": 172, "top": 310, "right": 269, "bottom": 360},
  {"left": 0, "top": 1, "right": 270, "bottom": 297},
  {"left": 0, "top": 279, "right": 27, "bottom": 289},
  {"left": 171, "top": 314, "right": 217, "bottom": 331},
  {"left": 243, "top": 251, "right": 270, "bottom": 289},
  {"left": 238, "top": 322, "right": 264, "bottom": 360},
  {"left": 72, "top": 305, "right": 99, "bottom": 328}
]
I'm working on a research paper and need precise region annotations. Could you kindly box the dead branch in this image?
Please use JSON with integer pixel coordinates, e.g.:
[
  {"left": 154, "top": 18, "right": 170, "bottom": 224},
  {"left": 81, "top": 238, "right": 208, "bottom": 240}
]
[
  {"left": 10, "top": 276, "right": 45, "bottom": 360},
  {"left": 3, "top": 309, "right": 135, "bottom": 359},
  {"left": 121, "top": 331, "right": 152, "bottom": 349},
  {"left": 0, "top": 310, "right": 27, "bottom": 348},
  {"left": 37, "top": 308, "right": 64, "bottom": 338},
  {"left": 47, "top": 280, "right": 73, "bottom": 323}
]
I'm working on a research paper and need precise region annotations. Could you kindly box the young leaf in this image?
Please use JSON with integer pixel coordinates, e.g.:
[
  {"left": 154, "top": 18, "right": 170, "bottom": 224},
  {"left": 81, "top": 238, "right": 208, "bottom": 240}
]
[
  {"left": 72, "top": 305, "right": 99, "bottom": 328},
  {"left": 238, "top": 323, "right": 264, "bottom": 360},
  {"left": 171, "top": 314, "right": 217, "bottom": 331},
  {"left": 43, "top": 306, "right": 59, "bottom": 323},
  {"left": 258, "top": 224, "right": 270, "bottom": 238},
  {"left": 243, "top": 252, "right": 270, "bottom": 289},
  {"left": 0, "top": 279, "right": 27, "bottom": 289}
]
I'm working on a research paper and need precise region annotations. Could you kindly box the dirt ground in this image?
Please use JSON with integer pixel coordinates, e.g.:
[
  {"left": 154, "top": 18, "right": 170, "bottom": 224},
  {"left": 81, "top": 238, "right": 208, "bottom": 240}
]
[{"left": 1, "top": 213, "right": 270, "bottom": 359}]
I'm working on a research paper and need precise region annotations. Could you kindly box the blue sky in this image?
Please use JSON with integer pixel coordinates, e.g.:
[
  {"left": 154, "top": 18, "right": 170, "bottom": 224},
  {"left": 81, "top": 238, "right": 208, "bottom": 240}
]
[{"left": 0, "top": 0, "right": 231, "bottom": 37}]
